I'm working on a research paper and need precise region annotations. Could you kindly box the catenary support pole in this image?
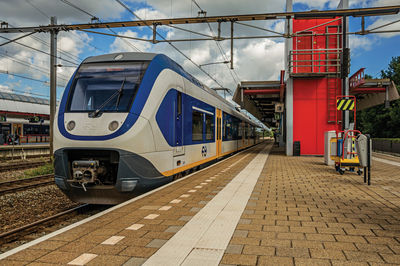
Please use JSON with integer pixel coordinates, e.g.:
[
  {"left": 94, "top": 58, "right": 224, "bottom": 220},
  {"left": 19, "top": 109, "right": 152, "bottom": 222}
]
[
  {"left": 50, "top": 17, "right": 57, "bottom": 159},
  {"left": 230, "top": 21, "right": 234, "bottom": 69}
]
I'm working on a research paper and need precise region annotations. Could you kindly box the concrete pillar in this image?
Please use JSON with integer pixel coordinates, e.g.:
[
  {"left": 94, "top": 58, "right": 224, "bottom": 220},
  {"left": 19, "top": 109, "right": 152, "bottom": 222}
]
[{"left": 285, "top": 0, "right": 293, "bottom": 156}]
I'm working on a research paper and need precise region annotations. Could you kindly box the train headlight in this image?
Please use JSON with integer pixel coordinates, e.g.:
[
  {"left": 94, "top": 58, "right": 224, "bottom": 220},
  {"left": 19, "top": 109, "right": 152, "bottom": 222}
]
[
  {"left": 66, "top": 120, "right": 76, "bottom": 131},
  {"left": 108, "top": 121, "right": 119, "bottom": 131}
]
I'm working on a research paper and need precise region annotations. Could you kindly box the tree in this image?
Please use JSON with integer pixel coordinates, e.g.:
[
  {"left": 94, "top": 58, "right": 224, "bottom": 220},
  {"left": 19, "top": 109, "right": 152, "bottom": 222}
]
[{"left": 357, "top": 56, "right": 400, "bottom": 138}]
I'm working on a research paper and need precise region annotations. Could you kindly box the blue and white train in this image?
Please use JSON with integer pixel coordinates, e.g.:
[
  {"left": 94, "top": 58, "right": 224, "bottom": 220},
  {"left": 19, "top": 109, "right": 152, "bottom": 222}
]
[{"left": 54, "top": 52, "right": 261, "bottom": 204}]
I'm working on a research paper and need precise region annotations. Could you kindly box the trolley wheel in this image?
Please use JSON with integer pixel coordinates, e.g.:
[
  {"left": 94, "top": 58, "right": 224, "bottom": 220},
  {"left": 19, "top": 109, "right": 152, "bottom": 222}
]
[
  {"left": 339, "top": 169, "right": 345, "bottom": 175},
  {"left": 357, "top": 169, "right": 362, "bottom": 175}
]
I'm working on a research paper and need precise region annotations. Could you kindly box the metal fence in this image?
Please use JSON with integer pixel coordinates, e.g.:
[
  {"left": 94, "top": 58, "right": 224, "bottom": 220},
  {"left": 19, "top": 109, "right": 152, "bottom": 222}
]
[
  {"left": 289, "top": 48, "right": 342, "bottom": 75},
  {"left": 372, "top": 139, "right": 400, "bottom": 154}
]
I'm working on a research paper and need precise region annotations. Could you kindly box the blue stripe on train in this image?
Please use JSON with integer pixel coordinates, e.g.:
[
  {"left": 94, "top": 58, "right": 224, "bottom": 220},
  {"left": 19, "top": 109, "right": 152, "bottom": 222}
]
[{"left": 155, "top": 88, "right": 215, "bottom": 147}]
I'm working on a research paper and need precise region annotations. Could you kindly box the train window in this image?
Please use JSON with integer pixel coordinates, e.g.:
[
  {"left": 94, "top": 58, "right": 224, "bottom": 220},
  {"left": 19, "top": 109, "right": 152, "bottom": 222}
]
[
  {"left": 205, "top": 114, "right": 214, "bottom": 140},
  {"left": 192, "top": 110, "right": 203, "bottom": 141},
  {"left": 177, "top": 92, "right": 182, "bottom": 115},
  {"left": 67, "top": 61, "right": 149, "bottom": 113}
]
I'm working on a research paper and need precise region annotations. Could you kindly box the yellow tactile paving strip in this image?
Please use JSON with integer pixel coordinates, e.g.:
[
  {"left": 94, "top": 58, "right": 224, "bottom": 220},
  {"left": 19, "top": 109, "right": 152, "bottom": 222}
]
[
  {"left": 0, "top": 142, "right": 267, "bottom": 265},
  {"left": 221, "top": 148, "right": 400, "bottom": 266}
]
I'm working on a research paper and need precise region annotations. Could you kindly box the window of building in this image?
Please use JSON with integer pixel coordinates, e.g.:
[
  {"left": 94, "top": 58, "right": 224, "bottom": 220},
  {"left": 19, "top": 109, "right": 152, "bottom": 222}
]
[{"left": 192, "top": 110, "right": 203, "bottom": 141}]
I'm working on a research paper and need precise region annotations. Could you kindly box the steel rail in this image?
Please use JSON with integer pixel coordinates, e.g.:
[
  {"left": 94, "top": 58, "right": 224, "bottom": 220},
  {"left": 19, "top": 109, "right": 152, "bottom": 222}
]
[
  {"left": 0, "top": 174, "right": 54, "bottom": 195},
  {"left": 0, "top": 204, "right": 88, "bottom": 240},
  {"left": 0, "top": 160, "right": 50, "bottom": 172}
]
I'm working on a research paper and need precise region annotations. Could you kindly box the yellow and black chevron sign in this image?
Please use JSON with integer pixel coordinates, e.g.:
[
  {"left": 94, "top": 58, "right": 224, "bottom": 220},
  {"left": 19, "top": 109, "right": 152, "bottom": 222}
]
[{"left": 337, "top": 98, "right": 355, "bottom": 111}]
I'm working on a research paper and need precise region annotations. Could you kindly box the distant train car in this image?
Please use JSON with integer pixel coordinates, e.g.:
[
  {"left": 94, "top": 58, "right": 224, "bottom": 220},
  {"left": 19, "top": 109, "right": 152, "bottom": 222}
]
[
  {"left": 0, "top": 118, "right": 49, "bottom": 145},
  {"left": 54, "top": 52, "right": 261, "bottom": 204}
]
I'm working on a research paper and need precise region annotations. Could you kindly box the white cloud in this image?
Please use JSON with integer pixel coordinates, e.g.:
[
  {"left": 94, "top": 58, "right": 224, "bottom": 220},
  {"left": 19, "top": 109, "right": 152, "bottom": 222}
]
[
  {"left": 293, "top": 0, "right": 340, "bottom": 9},
  {"left": 24, "top": 86, "right": 33, "bottom": 96},
  {"left": 366, "top": 14, "right": 400, "bottom": 38},
  {"left": 349, "top": 35, "right": 374, "bottom": 54},
  {"left": 110, "top": 30, "right": 152, "bottom": 53},
  {"left": 134, "top": 7, "right": 167, "bottom": 20},
  {"left": 0, "top": 84, "right": 12, "bottom": 93}
]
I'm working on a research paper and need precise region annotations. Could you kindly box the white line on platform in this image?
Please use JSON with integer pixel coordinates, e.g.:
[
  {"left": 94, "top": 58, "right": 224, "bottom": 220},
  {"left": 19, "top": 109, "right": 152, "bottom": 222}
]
[
  {"left": 373, "top": 157, "right": 400, "bottom": 167},
  {"left": 0, "top": 142, "right": 266, "bottom": 261},
  {"left": 126, "top": 224, "right": 144, "bottom": 231},
  {"left": 144, "top": 214, "right": 159, "bottom": 220},
  {"left": 101, "top": 236, "right": 125, "bottom": 245},
  {"left": 67, "top": 253, "right": 97, "bottom": 265},
  {"left": 170, "top": 199, "right": 182, "bottom": 204},
  {"left": 143, "top": 144, "right": 271, "bottom": 266},
  {"left": 159, "top": 206, "right": 172, "bottom": 211}
]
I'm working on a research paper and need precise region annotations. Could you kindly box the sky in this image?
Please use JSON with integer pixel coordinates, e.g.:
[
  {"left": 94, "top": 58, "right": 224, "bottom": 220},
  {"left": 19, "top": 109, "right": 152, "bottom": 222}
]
[{"left": 0, "top": 0, "right": 399, "bottom": 106}]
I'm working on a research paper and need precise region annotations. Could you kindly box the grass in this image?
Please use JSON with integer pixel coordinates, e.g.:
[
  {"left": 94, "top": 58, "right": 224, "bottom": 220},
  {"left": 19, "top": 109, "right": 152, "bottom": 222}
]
[{"left": 23, "top": 162, "right": 54, "bottom": 178}]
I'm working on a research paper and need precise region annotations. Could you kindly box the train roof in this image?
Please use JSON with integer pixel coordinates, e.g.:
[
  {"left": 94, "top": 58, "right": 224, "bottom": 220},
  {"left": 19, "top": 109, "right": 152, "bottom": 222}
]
[
  {"left": 0, "top": 91, "right": 51, "bottom": 116},
  {"left": 0, "top": 91, "right": 49, "bottom": 105},
  {"left": 83, "top": 52, "right": 157, "bottom": 64}
]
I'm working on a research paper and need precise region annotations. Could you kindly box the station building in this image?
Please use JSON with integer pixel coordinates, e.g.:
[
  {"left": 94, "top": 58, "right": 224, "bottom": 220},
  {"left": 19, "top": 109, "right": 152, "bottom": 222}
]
[{"left": 234, "top": 0, "right": 399, "bottom": 156}]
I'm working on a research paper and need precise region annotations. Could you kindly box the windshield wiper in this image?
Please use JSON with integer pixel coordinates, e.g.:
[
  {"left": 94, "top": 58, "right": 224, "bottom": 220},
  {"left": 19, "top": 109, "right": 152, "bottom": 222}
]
[{"left": 89, "top": 78, "right": 126, "bottom": 118}]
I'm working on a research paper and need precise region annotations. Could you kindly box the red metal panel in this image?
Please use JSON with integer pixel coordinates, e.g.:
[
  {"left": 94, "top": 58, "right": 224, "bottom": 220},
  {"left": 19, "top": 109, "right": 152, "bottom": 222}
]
[
  {"left": 243, "top": 89, "right": 280, "bottom": 95},
  {"left": 293, "top": 79, "right": 317, "bottom": 155},
  {"left": 296, "top": 33, "right": 313, "bottom": 73},
  {"left": 293, "top": 78, "right": 341, "bottom": 155}
]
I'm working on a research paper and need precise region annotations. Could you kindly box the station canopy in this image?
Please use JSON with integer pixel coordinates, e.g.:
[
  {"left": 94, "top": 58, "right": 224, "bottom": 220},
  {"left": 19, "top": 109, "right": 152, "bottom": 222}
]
[{"left": 233, "top": 79, "right": 284, "bottom": 127}]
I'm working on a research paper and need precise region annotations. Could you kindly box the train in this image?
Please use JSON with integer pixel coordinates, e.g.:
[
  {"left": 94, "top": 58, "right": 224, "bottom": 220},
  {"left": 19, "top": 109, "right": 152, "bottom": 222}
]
[
  {"left": 54, "top": 52, "right": 262, "bottom": 204},
  {"left": 0, "top": 118, "right": 50, "bottom": 145}
]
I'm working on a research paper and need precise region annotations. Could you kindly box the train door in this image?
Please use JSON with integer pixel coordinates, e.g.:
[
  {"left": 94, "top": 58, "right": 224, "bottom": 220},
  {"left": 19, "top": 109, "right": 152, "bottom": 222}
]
[
  {"left": 12, "top": 123, "right": 22, "bottom": 135},
  {"left": 241, "top": 122, "right": 245, "bottom": 147},
  {"left": 173, "top": 90, "right": 184, "bottom": 156},
  {"left": 216, "top": 109, "right": 222, "bottom": 157}
]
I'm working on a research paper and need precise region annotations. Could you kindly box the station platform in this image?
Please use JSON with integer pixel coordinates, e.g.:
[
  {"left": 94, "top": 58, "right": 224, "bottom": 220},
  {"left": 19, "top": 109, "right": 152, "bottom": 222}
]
[{"left": 1, "top": 141, "right": 400, "bottom": 265}]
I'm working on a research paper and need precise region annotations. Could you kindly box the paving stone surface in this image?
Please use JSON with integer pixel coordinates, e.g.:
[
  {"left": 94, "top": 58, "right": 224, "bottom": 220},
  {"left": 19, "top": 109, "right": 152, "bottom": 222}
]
[
  {"left": 221, "top": 147, "right": 400, "bottom": 265},
  {"left": 1, "top": 143, "right": 399, "bottom": 266}
]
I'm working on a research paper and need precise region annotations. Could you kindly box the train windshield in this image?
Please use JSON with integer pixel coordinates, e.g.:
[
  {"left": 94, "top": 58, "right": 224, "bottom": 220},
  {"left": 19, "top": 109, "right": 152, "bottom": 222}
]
[{"left": 67, "top": 61, "right": 149, "bottom": 113}]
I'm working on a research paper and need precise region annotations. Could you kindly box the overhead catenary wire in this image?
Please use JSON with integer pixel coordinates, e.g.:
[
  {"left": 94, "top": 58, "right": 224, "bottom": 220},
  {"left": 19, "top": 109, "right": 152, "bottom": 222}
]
[
  {"left": 25, "top": 0, "right": 50, "bottom": 19},
  {"left": 0, "top": 50, "right": 71, "bottom": 81},
  {"left": 24, "top": 0, "right": 106, "bottom": 55},
  {"left": 0, "top": 35, "right": 79, "bottom": 66},
  {"left": 58, "top": 0, "right": 142, "bottom": 52},
  {"left": 0, "top": 32, "right": 36, "bottom": 47},
  {"left": 3, "top": 21, "right": 82, "bottom": 65},
  {"left": 115, "top": 0, "right": 225, "bottom": 88},
  {"left": 191, "top": 0, "right": 240, "bottom": 89},
  {"left": 0, "top": 70, "right": 65, "bottom": 88}
]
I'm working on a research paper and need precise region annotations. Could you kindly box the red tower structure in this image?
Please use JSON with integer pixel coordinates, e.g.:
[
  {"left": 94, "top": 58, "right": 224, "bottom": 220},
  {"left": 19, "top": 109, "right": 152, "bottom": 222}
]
[{"left": 289, "top": 17, "right": 343, "bottom": 155}]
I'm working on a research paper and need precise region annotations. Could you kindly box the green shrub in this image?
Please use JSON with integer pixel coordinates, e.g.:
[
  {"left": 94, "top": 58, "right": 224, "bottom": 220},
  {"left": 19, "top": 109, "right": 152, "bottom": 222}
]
[{"left": 23, "top": 162, "right": 54, "bottom": 178}]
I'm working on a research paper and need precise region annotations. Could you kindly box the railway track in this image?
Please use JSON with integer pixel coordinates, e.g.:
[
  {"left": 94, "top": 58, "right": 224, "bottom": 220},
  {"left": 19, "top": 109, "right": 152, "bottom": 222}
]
[
  {"left": 0, "top": 159, "right": 50, "bottom": 172},
  {"left": 0, "top": 204, "right": 91, "bottom": 246},
  {"left": 0, "top": 174, "right": 54, "bottom": 196}
]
